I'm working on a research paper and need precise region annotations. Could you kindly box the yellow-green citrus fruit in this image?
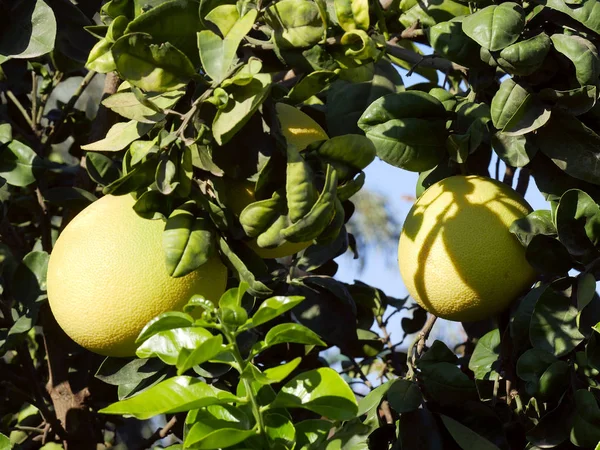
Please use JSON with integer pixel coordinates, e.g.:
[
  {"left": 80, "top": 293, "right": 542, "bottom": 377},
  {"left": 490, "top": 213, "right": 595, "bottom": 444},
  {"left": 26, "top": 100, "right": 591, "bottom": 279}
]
[
  {"left": 398, "top": 175, "right": 536, "bottom": 322},
  {"left": 47, "top": 194, "right": 228, "bottom": 357},
  {"left": 225, "top": 179, "right": 313, "bottom": 259},
  {"left": 275, "top": 102, "right": 328, "bottom": 150}
]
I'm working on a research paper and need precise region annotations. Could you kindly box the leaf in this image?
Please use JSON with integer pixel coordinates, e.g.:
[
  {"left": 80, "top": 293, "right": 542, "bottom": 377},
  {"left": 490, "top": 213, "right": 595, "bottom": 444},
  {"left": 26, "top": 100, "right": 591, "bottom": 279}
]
[
  {"left": 530, "top": 286, "right": 585, "bottom": 357},
  {"left": 102, "top": 158, "right": 158, "bottom": 195},
  {"left": 516, "top": 348, "right": 556, "bottom": 382},
  {"left": 185, "top": 405, "right": 254, "bottom": 449},
  {"left": 265, "top": 0, "right": 325, "bottom": 49},
  {"left": 99, "top": 376, "right": 238, "bottom": 419},
  {"left": 287, "top": 70, "right": 337, "bottom": 104},
  {"left": 0, "top": 433, "right": 9, "bottom": 450},
  {"left": 535, "top": 0, "right": 600, "bottom": 34},
  {"left": 509, "top": 209, "right": 555, "bottom": 247},
  {"left": 551, "top": 34, "right": 600, "bottom": 86},
  {"left": 578, "top": 273, "right": 597, "bottom": 310},
  {"left": 82, "top": 120, "right": 153, "bottom": 151},
  {"left": 198, "top": 10, "right": 257, "bottom": 84},
  {"left": 462, "top": 2, "right": 525, "bottom": 51},
  {"left": 358, "top": 91, "right": 448, "bottom": 172},
  {"left": 212, "top": 73, "right": 272, "bottom": 145},
  {"left": 136, "top": 311, "right": 195, "bottom": 344},
  {"left": 398, "top": 409, "right": 445, "bottom": 450},
  {"left": 43, "top": 187, "right": 97, "bottom": 209},
  {"left": 387, "top": 378, "right": 423, "bottom": 413},
  {"left": 440, "top": 415, "right": 502, "bottom": 450},
  {"left": 357, "top": 380, "right": 394, "bottom": 416},
  {"left": 264, "top": 323, "right": 326, "bottom": 348},
  {"left": 0, "top": 0, "right": 56, "bottom": 59},
  {"left": 176, "top": 334, "right": 224, "bottom": 375},
  {"left": 317, "top": 135, "right": 376, "bottom": 173},
  {"left": 12, "top": 251, "right": 49, "bottom": 306},
  {"left": 399, "top": 0, "right": 469, "bottom": 28},
  {"left": 95, "top": 357, "right": 167, "bottom": 397},
  {"left": 273, "top": 367, "right": 358, "bottom": 420},
  {"left": 571, "top": 390, "right": 600, "bottom": 447},
  {"left": 295, "top": 420, "right": 333, "bottom": 449},
  {"left": 136, "top": 327, "right": 214, "bottom": 365},
  {"left": 0, "top": 140, "right": 39, "bottom": 187},
  {"left": 556, "top": 189, "right": 600, "bottom": 257},
  {"left": 335, "top": 0, "right": 369, "bottom": 31},
  {"left": 86, "top": 152, "right": 121, "bottom": 185},
  {"left": 264, "top": 413, "right": 296, "bottom": 448},
  {"left": 526, "top": 234, "right": 573, "bottom": 276},
  {"left": 468, "top": 329, "right": 501, "bottom": 380},
  {"left": 263, "top": 357, "right": 303, "bottom": 384},
  {"left": 497, "top": 33, "right": 551, "bottom": 76},
  {"left": 163, "top": 204, "right": 214, "bottom": 278},
  {"left": 112, "top": 33, "right": 196, "bottom": 93},
  {"left": 247, "top": 296, "right": 306, "bottom": 329},
  {"left": 492, "top": 132, "right": 538, "bottom": 168},
  {"left": 539, "top": 85, "right": 597, "bottom": 116},
  {"left": 490, "top": 78, "right": 551, "bottom": 135},
  {"left": 102, "top": 90, "right": 182, "bottom": 123},
  {"left": 124, "top": 0, "right": 204, "bottom": 64},
  {"left": 428, "top": 19, "right": 483, "bottom": 68}
]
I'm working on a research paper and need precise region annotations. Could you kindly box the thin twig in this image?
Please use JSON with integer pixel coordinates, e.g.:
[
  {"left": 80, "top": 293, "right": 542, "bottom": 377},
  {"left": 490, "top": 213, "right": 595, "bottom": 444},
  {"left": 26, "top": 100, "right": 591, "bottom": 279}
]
[
  {"left": 135, "top": 416, "right": 178, "bottom": 450},
  {"left": 386, "top": 38, "right": 468, "bottom": 75},
  {"left": 31, "top": 72, "right": 38, "bottom": 134},
  {"left": 43, "top": 70, "right": 97, "bottom": 154},
  {"left": 349, "top": 356, "right": 373, "bottom": 389},
  {"left": 406, "top": 314, "right": 438, "bottom": 379},
  {"left": 516, "top": 167, "right": 530, "bottom": 196},
  {"left": 503, "top": 165, "right": 515, "bottom": 187},
  {"left": 6, "top": 91, "right": 36, "bottom": 132}
]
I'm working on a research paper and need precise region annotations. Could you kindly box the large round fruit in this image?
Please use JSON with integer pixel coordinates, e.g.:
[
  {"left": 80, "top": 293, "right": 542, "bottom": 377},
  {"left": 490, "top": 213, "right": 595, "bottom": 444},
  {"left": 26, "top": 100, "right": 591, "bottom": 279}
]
[
  {"left": 398, "top": 175, "right": 536, "bottom": 322},
  {"left": 47, "top": 194, "right": 228, "bottom": 357},
  {"left": 275, "top": 102, "right": 328, "bottom": 151}
]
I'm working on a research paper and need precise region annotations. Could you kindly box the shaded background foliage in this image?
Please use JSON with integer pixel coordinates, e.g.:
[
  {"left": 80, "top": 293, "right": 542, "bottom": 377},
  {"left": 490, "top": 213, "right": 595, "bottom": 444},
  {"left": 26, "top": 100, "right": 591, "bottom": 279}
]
[{"left": 2, "top": 0, "right": 600, "bottom": 448}]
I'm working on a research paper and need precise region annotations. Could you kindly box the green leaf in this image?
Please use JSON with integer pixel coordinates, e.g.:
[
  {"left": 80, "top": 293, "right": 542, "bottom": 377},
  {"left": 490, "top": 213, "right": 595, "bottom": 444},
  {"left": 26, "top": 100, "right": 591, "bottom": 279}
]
[
  {"left": 0, "top": 0, "right": 56, "bottom": 59},
  {"left": 0, "top": 124, "right": 11, "bottom": 144},
  {"left": 124, "top": 0, "right": 204, "bottom": 64},
  {"left": 82, "top": 120, "right": 153, "bottom": 151},
  {"left": 273, "top": 367, "right": 358, "bottom": 420},
  {"left": 205, "top": 5, "right": 239, "bottom": 36},
  {"left": 264, "top": 412, "right": 296, "bottom": 448},
  {"left": 265, "top": 0, "right": 325, "bottom": 49},
  {"left": 491, "top": 132, "right": 537, "bottom": 168},
  {"left": 212, "top": 73, "right": 272, "bottom": 145},
  {"left": 490, "top": 78, "right": 551, "bottom": 135},
  {"left": 358, "top": 91, "right": 448, "bottom": 172},
  {"left": 281, "top": 164, "right": 338, "bottom": 242},
  {"left": 509, "top": 209, "right": 555, "bottom": 247},
  {"left": 99, "top": 376, "right": 238, "bottom": 419},
  {"left": 539, "top": 85, "right": 598, "bottom": 117},
  {"left": 535, "top": 0, "right": 600, "bottom": 34},
  {"left": 440, "top": 415, "right": 501, "bottom": 450},
  {"left": 516, "top": 348, "right": 557, "bottom": 391},
  {"left": 86, "top": 152, "right": 121, "bottom": 185},
  {"left": 556, "top": 189, "right": 600, "bottom": 257},
  {"left": 468, "top": 329, "right": 501, "bottom": 380},
  {"left": 102, "top": 90, "right": 183, "bottom": 123},
  {"left": 530, "top": 286, "right": 585, "bottom": 357},
  {"left": 247, "top": 296, "right": 305, "bottom": 329},
  {"left": 387, "top": 378, "right": 423, "bottom": 413},
  {"left": 317, "top": 135, "right": 376, "bottom": 174},
  {"left": 0, "top": 140, "right": 39, "bottom": 187},
  {"left": 462, "top": 2, "right": 524, "bottom": 51},
  {"left": 534, "top": 112, "right": 600, "bottom": 185},
  {"left": 295, "top": 420, "right": 332, "bottom": 449},
  {"left": 264, "top": 323, "right": 326, "bottom": 348},
  {"left": 112, "top": 33, "right": 196, "bottom": 92},
  {"left": 102, "top": 158, "right": 158, "bottom": 195},
  {"left": 335, "top": 0, "right": 369, "bottom": 31},
  {"left": 0, "top": 432, "right": 9, "bottom": 450},
  {"left": 399, "top": 0, "right": 469, "bottom": 28},
  {"left": 136, "top": 311, "right": 195, "bottom": 343},
  {"left": 198, "top": 10, "right": 257, "bottom": 84},
  {"left": 497, "top": 33, "right": 551, "bottom": 76},
  {"left": 43, "top": 187, "right": 97, "bottom": 209},
  {"left": 96, "top": 357, "right": 168, "bottom": 399},
  {"left": 136, "top": 327, "right": 214, "bottom": 365},
  {"left": 357, "top": 380, "right": 394, "bottom": 416},
  {"left": 551, "top": 34, "right": 600, "bottom": 86},
  {"left": 571, "top": 390, "right": 600, "bottom": 447},
  {"left": 263, "top": 357, "right": 302, "bottom": 384},
  {"left": 428, "top": 19, "right": 483, "bottom": 68},
  {"left": 163, "top": 203, "right": 215, "bottom": 278},
  {"left": 287, "top": 70, "right": 337, "bottom": 104},
  {"left": 578, "top": 273, "right": 597, "bottom": 310},
  {"left": 184, "top": 405, "right": 253, "bottom": 449},
  {"left": 526, "top": 235, "right": 573, "bottom": 276}
]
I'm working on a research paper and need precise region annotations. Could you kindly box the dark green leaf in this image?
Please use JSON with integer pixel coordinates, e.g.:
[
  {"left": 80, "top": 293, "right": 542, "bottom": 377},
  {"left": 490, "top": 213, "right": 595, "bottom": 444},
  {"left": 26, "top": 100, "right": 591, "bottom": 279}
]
[
  {"left": 440, "top": 415, "right": 501, "bottom": 450},
  {"left": 492, "top": 132, "right": 537, "bottom": 168},
  {"left": 571, "top": 390, "right": 600, "bottom": 447},
  {"left": 295, "top": 420, "right": 332, "bottom": 449},
  {"left": 497, "top": 33, "right": 551, "bottom": 76},
  {"left": 0, "top": 140, "right": 39, "bottom": 187},
  {"left": 387, "top": 378, "right": 422, "bottom": 413},
  {"left": 86, "top": 152, "right": 121, "bottom": 185},
  {"left": 0, "top": 0, "right": 56, "bottom": 59},
  {"left": 462, "top": 2, "right": 524, "bottom": 51},
  {"left": 509, "top": 209, "right": 555, "bottom": 247},
  {"left": 556, "top": 189, "right": 600, "bottom": 257},
  {"left": 551, "top": 34, "right": 600, "bottom": 86},
  {"left": 43, "top": 187, "right": 97, "bottom": 209},
  {"left": 530, "top": 286, "right": 584, "bottom": 357}
]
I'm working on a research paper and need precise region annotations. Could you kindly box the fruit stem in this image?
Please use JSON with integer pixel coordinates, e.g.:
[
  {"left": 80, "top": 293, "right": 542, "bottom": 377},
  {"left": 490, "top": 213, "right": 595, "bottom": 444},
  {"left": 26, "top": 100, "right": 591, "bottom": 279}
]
[{"left": 406, "top": 314, "right": 437, "bottom": 379}]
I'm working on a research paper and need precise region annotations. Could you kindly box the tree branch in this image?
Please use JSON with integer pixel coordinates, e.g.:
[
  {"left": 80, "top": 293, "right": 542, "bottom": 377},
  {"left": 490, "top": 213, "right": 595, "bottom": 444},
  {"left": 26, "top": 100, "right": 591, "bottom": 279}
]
[
  {"left": 516, "top": 167, "right": 530, "bottom": 196},
  {"left": 5, "top": 91, "right": 36, "bottom": 133},
  {"left": 503, "top": 165, "right": 516, "bottom": 187},
  {"left": 386, "top": 38, "right": 468, "bottom": 75},
  {"left": 406, "top": 314, "right": 437, "bottom": 378},
  {"left": 135, "top": 416, "right": 178, "bottom": 450}
]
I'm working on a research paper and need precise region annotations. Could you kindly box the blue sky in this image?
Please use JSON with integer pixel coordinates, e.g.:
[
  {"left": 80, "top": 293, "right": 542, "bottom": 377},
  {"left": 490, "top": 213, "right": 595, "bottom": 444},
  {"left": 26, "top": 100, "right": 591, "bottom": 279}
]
[{"left": 332, "top": 66, "right": 550, "bottom": 349}]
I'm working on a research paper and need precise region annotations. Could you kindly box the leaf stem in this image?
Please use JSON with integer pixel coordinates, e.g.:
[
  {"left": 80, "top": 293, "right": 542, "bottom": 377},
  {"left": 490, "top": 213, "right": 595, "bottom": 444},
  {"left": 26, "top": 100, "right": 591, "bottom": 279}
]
[
  {"left": 222, "top": 327, "right": 267, "bottom": 441},
  {"left": 6, "top": 90, "right": 36, "bottom": 132}
]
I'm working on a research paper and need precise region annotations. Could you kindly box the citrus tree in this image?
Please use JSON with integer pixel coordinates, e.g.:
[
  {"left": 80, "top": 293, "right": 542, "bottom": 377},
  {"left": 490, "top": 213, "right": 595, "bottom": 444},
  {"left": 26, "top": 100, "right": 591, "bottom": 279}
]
[{"left": 2, "top": 0, "right": 600, "bottom": 448}]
